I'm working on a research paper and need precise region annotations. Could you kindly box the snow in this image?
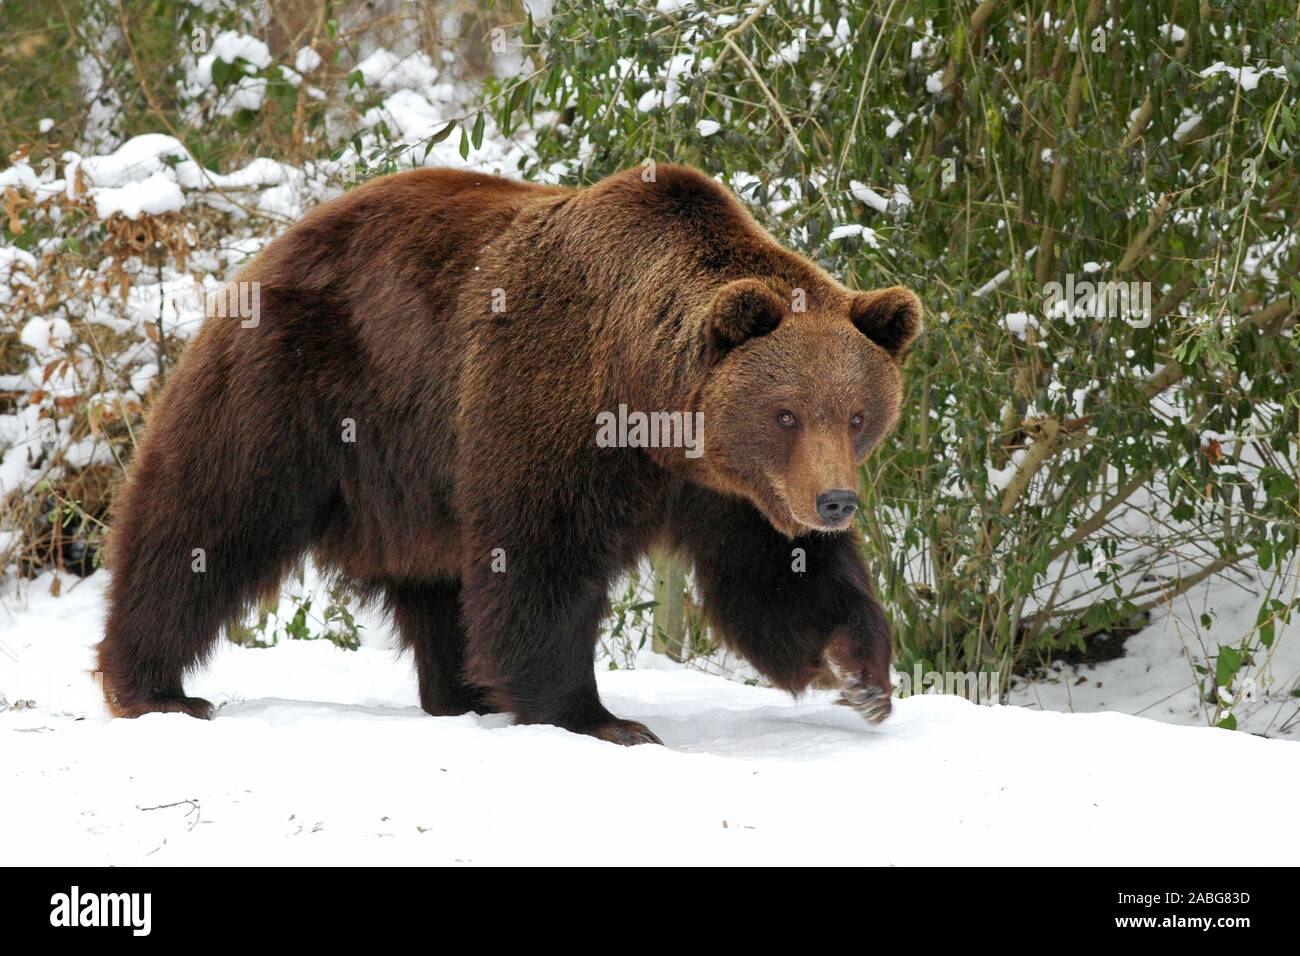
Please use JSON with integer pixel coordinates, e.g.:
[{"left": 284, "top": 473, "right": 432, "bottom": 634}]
[
  {"left": 1200, "top": 62, "right": 1287, "bottom": 91},
  {"left": 986, "top": 450, "right": 1026, "bottom": 492},
  {"left": 974, "top": 268, "right": 1012, "bottom": 298},
  {"left": 365, "top": 88, "right": 448, "bottom": 140},
  {"left": 1002, "top": 310, "right": 1039, "bottom": 340},
  {"left": 849, "top": 180, "right": 890, "bottom": 213},
  {"left": 821, "top": 16, "right": 852, "bottom": 52},
  {"left": 767, "top": 31, "right": 805, "bottom": 68},
  {"left": 221, "top": 76, "right": 268, "bottom": 114},
  {"left": 45, "top": 133, "right": 317, "bottom": 223},
  {"left": 354, "top": 50, "right": 440, "bottom": 90},
  {"left": 0, "top": 406, "right": 42, "bottom": 496},
  {"left": 827, "top": 223, "right": 880, "bottom": 248},
  {"left": 0, "top": 162, "right": 45, "bottom": 192},
  {"left": 635, "top": 52, "right": 705, "bottom": 112},
  {"left": 19, "top": 315, "right": 72, "bottom": 354},
  {"left": 90, "top": 172, "right": 186, "bottom": 220},
  {"left": 193, "top": 31, "right": 272, "bottom": 85},
  {"left": 176, "top": 155, "right": 288, "bottom": 191},
  {"left": 2, "top": 571, "right": 1298, "bottom": 865},
  {"left": 1159, "top": 23, "right": 1187, "bottom": 44},
  {"left": 294, "top": 46, "right": 322, "bottom": 74},
  {"left": 0, "top": 248, "right": 37, "bottom": 300},
  {"left": 1011, "top": 561, "right": 1300, "bottom": 738},
  {"left": 1172, "top": 113, "right": 1202, "bottom": 142},
  {"left": 75, "top": 133, "right": 189, "bottom": 188}
]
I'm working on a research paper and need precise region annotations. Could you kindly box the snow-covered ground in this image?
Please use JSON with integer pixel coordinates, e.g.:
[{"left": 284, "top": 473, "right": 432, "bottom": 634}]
[
  {"left": 3, "top": 572, "right": 1298, "bottom": 865},
  {"left": 1010, "top": 562, "right": 1300, "bottom": 738}
]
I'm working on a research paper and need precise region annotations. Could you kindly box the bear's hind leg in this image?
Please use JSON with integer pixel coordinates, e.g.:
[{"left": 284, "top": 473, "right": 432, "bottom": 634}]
[
  {"left": 385, "top": 579, "right": 492, "bottom": 717},
  {"left": 99, "top": 474, "right": 313, "bottom": 718},
  {"left": 98, "top": 401, "right": 321, "bottom": 718}
]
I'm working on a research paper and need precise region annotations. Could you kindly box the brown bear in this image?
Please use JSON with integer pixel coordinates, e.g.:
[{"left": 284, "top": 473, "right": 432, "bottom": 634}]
[{"left": 97, "top": 164, "right": 921, "bottom": 745}]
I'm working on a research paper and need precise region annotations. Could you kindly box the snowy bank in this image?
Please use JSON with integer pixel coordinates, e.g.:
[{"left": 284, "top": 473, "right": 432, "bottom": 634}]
[{"left": 2, "top": 574, "right": 1298, "bottom": 866}]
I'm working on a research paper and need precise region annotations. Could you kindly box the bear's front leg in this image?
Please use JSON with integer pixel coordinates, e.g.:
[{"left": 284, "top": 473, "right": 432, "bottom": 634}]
[
  {"left": 454, "top": 394, "right": 666, "bottom": 744},
  {"left": 459, "top": 546, "right": 662, "bottom": 747},
  {"left": 674, "top": 491, "right": 895, "bottom": 723},
  {"left": 823, "top": 598, "right": 895, "bottom": 725}
]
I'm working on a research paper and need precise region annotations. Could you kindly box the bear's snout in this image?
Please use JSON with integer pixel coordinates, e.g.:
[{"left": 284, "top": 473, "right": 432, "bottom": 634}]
[{"left": 815, "top": 489, "right": 858, "bottom": 523}]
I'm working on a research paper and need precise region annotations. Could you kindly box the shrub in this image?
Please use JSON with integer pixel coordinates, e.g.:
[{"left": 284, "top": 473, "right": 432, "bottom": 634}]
[{"left": 491, "top": 0, "right": 1298, "bottom": 696}]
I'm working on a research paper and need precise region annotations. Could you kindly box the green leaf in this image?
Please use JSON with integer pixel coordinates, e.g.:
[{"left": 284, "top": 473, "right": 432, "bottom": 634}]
[
  {"left": 428, "top": 120, "right": 456, "bottom": 145},
  {"left": 211, "top": 58, "right": 236, "bottom": 88},
  {"left": 1214, "top": 645, "right": 1242, "bottom": 687}
]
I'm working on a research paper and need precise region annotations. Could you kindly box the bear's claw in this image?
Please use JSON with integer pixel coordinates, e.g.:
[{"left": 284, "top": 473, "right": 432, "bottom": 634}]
[
  {"left": 592, "top": 718, "right": 663, "bottom": 746},
  {"left": 836, "top": 678, "right": 892, "bottom": 724}
]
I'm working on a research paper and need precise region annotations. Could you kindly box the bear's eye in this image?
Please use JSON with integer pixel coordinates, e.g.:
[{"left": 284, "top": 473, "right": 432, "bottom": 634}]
[
  {"left": 777, "top": 410, "right": 798, "bottom": 429},
  {"left": 850, "top": 413, "right": 865, "bottom": 430}
]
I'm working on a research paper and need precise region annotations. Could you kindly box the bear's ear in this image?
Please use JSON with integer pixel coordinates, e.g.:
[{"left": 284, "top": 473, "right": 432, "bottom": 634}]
[
  {"left": 850, "top": 287, "right": 923, "bottom": 358},
  {"left": 706, "top": 279, "right": 785, "bottom": 358}
]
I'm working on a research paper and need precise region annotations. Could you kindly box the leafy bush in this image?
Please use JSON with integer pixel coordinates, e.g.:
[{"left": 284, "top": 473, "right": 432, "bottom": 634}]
[
  {"left": 0, "top": 0, "right": 519, "bottom": 643},
  {"left": 491, "top": 0, "right": 1298, "bottom": 695}
]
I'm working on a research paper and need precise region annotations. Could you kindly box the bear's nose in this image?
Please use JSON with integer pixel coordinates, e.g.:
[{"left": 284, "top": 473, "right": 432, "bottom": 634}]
[{"left": 815, "top": 489, "right": 859, "bottom": 522}]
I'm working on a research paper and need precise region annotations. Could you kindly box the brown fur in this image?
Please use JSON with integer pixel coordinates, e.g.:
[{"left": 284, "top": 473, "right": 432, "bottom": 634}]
[{"left": 97, "top": 165, "right": 921, "bottom": 744}]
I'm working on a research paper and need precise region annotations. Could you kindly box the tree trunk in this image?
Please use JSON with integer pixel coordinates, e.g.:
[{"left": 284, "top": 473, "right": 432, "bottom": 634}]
[{"left": 651, "top": 549, "right": 690, "bottom": 662}]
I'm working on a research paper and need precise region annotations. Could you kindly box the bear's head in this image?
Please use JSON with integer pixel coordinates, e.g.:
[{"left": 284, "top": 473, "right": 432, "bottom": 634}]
[{"left": 694, "top": 280, "right": 922, "bottom": 538}]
